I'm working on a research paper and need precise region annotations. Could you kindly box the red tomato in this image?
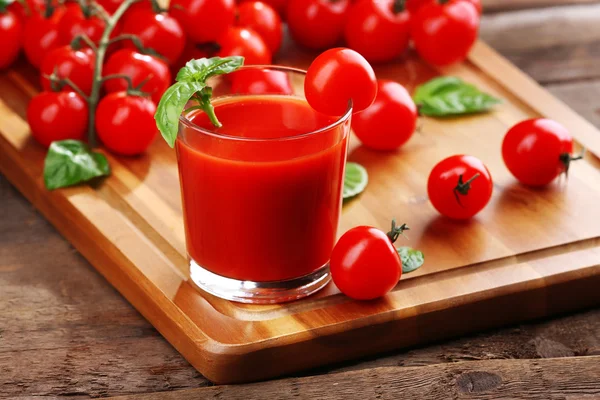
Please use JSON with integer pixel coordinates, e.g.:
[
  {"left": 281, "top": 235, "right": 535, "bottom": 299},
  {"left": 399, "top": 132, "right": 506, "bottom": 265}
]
[
  {"left": 330, "top": 220, "right": 406, "bottom": 300},
  {"left": 344, "top": 0, "right": 411, "bottom": 63},
  {"left": 27, "top": 91, "right": 88, "bottom": 147},
  {"left": 7, "top": 0, "right": 45, "bottom": 22},
  {"left": 407, "top": 0, "right": 482, "bottom": 14},
  {"left": 58, "top": 3, "right": 116, "bottom": 45},
  {"left": 502, "top": 118, "right": 578, "bottom": 187},
  {"left": 411, "top": 0, "right": 479, "bottom": 66},
  {"left": 216, "top": 26, "right": 271, "bottom": 65},
  {"left": 352, "top": 80, "right": 417, "bottom": 151},
  {"left": 96, "top": 0, "right": 123, "bottom": 14},
  {"left": 23, "top": 7, "right": 65, "bottom": 68},
  {"left": 286, "top": 0, "right": 349, "bottom": 50},
  {"left": 103, "top": 49, "right": 171, "bottom": 105},
  {"left": 230, "top": 68, "right": 292, "bottom": 94},
  {"left": 95, "top": 92, "right": 157, "bottom": 156},
  {"left": 121, "top": 9, "right": 185, "bottom": 65},
  {"left": 305, "top": 47, "right": 377, "bottom": 116},
  {"left": 170, "top": 40, "right": 215, "bottom": 75},
  {"left": 40, "top": 45, "right": 95, "bottom": 95},
  {"left": 0, "top": 9, "right": 23, "bottom": 69},
  {"left": 239, "top": 0, "right": 287, "bottom": 18},
  {"left": 237, "top": 1, "right": 282, "bottom": 54},
  {"left": 170, "top": 0, "right": 235, "bottom": 43},
  {"left": 427, "top": 155, "right": 493, "bottom": 220}
]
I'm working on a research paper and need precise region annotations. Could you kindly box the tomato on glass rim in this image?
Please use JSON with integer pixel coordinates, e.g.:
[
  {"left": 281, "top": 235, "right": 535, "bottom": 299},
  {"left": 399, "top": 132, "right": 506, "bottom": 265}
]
[
  {"left": 40, "top": 45, "right": 95, "bottom": 95},
  {"left": 427, "top": 155, "right": 493, "bottom": 220},
  {"left": 170, "top": 0, "right": 235, "bottom": 43},
  {"left": 305, "top": 47, "right": 377, "bottom": 116},
  {"left": 0, "top": 7, "right": 22, "bottom": 70},
  {"left": 502, "top": 118, "right": 582, "bottom": 187},
  {"left": 121, "top": 8, "right": 185, "bottom": 65},
  {"left": 286, "top": 0, "right": 350, "bottom": 50},
  {"left": 103, "top": 48, "right": 171, "bottom": 105},
  {"left": 27, "top": 91, "right": 88, "bottom": 148},
  {"left": 344, "top": 0, "right": 411, "bottom": 63},
  {"left": 236, "top": 1, "right": 283, "bottom": 54},
  {"left": 23, "top": 6, "right": 65, "bottom": 68},
  {"left": 216, "top": 26, "right": 272, "bottom": 65},
  {"left": 352, "top": 80, "right": 417, "bottom": 151},
  {"left": 230, "top": 68, "right": 292, "bottom": 95},
  {"left": 96, "top": 92, "right": 158, "bottom": 156},
  {"left": 330, "top": 220, "right": 408, "bottom": 300},
  {"left": 410, "top": 0, "right": 479, "bottom": 66}
]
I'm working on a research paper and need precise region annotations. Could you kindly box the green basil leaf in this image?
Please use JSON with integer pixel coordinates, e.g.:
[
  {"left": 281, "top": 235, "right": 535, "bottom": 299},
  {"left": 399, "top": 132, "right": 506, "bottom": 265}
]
[
  {"left": 154, "top": 81, "right": 205, "bottom": 148},
  {"left": 413, "top": 76, "right": 501, "bottom": 117},
  {"left": 343, "top": 162, "right": 368, "bottom": 199},
  {"left": 44, "top": 140, "right": 110, "bottom": 190},
  {"left": 396, "top": 247, "right": 425, "bottom": 274},
  {"left": 176, "top": 56, "right": 244, "bottom": 82}
]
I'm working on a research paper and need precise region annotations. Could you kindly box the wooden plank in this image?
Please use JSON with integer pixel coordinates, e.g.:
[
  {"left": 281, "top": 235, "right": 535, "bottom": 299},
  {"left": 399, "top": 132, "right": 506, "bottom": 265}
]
[
  {"left": 480, "top": 4, "right": 600, "bottom": 83},
  {"left": 108, "top": 356, "right": 600, "bottom": 400},
  {"left": 547, "top": 80, "right": 600, "bottom": 128},
  {"left": 483, "top": 0, "right": 600, "bottom": 12}
]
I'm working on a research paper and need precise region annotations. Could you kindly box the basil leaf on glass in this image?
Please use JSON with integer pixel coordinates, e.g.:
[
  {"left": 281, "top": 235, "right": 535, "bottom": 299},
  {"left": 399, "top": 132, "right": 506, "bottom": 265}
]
[
  {"left": 44, "top": 140, "right": 110, "bottom": 190},
  {"left": 155, "top": 56, "right": 244, "bottom": 148},
  {"left": 396, "top": 246, "right": 425, "bottom": 274},
  {"left": 413, "top": 76, "right": 501, "bottom": 117},
  {"left": 343, "top": 162, "right": 368, "bottom": 199}
]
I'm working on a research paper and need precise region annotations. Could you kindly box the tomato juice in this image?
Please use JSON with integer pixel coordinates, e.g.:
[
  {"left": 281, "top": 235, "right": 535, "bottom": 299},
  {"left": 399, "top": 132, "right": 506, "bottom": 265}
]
[{"left": 177, "top": 94, "right": 350, "bottom": 282}]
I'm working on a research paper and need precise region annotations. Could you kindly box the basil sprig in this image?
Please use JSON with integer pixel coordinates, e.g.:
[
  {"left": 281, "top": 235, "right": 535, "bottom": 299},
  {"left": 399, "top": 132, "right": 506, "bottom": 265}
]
[
  {"left": 413, "top": 76, "right": 501, "bottom": 117},
  {"left": 154, "top": 56, "right": 244, "bottom": 148},
  {"left": 44, "top": 140, "right": 110, "bottom": 190}
]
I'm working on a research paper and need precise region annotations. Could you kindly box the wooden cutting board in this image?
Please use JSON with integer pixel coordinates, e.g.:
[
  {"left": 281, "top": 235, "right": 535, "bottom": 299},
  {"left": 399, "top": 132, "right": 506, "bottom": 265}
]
[{"left": 2, "top": 41, "right": 600, "bottom": 384}]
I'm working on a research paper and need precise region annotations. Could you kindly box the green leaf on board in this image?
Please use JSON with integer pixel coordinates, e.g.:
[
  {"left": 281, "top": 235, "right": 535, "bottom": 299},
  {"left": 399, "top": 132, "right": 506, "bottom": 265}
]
[
  {"left": 43, "top": 140, "right": 110, "bottom": 190},
  {"left": 413, "top": 76, "right": 501, "bottom": 117},
  {"left": 343, "top": 162, "right": 368, "bottom": 199},
  {"left": 397, "top": 246, "right": 425, "bottom": 274}
]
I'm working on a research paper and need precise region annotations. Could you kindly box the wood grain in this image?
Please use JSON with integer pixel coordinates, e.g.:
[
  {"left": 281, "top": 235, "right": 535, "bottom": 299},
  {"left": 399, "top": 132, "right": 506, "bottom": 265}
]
[{"left": 109, "top": 357, "right": 600, "bottom": 400}]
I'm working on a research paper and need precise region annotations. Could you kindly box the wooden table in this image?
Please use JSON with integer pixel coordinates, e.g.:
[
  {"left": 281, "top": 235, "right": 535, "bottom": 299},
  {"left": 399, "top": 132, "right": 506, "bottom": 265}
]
[{"left": 2, "top": 0, "right": 600, "bottom": 398}]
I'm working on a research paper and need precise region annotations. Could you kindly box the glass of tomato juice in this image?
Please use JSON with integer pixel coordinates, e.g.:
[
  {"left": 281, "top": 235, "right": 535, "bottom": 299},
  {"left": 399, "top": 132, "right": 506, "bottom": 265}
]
[{"left": 176, "top": 66, "right": 352, "bottom": 304}]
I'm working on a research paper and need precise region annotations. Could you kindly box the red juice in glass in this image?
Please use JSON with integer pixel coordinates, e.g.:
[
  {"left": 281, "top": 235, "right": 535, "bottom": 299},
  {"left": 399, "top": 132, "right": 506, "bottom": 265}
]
[{"left": 176, "top": 66, "right": 351, "bottom": 303}]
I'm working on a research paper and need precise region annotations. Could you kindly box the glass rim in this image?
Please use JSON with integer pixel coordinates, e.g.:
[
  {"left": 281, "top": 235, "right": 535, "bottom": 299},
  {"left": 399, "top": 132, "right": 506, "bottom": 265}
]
[{"left": 178, "top": 64, "right": 353, "bottom": 143}]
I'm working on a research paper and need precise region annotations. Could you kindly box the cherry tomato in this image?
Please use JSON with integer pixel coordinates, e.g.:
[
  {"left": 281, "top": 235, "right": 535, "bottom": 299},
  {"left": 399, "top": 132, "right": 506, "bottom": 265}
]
[
  {"left": 427, "top": 155, "right": 493, "bottom": 220},
  {"left": 407, "top": 0, "right": 482, "bottom": 15},
  {"left": 239, "top": 0, "right": 287, "bottom": 18},
  {"left": 230, "top": 68, "right": 292, "bottom": 94},
  {"left": 216, "top": 26, "right": 271, "bottom": 65},
  {"left": 23, "top": 7, "right": 65, "bottom": 68},
  {"left": 121, "top": 8, "right": 185, "bottom": 65},
  {"left": 0, "top": 9, "right": 23, "bottom": 69},
  {"left": 237, "top": 1, "right": 282, "bottom": 54},
  {"left": 103, "top": 49, "right": 171, "bottom": 105},
  {"left": 286, "top": 0, "right": 349, "bottom": 50},
  {"left": 7, "top": 0, "right": 45, "bottom": 23},
  {"left": 344, "top": 0, "right": 411, "bottom": 63},
  {"left": 410, "top": 0, "right": 479, "bottom": 66},
  {"left": 96, "top": 0, "right": 123, "bottom": 14},
  {"left": 170, "top": 40, "right": 216, "bottom": 75},
  {"left": 352, "top": 80, "right": 417, "bottom": 151},
  {"left": 95, "top": 92, "right": 157, "bottom": 156},
  {"left": 40, "top": 45, "right": 95, "bottom": 95},
  {"left": 502, "top": 118, "right": 578, "bottom": 187},
  {"left": 305, "top": 47, "right": 377, "bottom": 116},
  {"left": 170, "top": 0, "right": 235, "bottom": 43},
  {"left": 58, "top": 3, "right": 117, "bottom": 46},
  {"left": 27, "top": 91, "right": 88, "bottom": 147},
  {"left": 330, "top": 220, "right": 406, "bottom": 300}
]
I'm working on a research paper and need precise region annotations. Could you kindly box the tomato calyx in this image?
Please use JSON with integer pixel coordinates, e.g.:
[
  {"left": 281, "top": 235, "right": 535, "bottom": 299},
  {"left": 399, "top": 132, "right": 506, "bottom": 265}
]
[
  {"left": 392, "top": 0, "right": 406, "bottom": 13},
  {"left": 559, "top": 150, "right": 585, "bottom": 177},
  {"left": 386, "top": 219, "right": 410, "bottom": 243},
  {"left": 453, "top": 173, "right": 480, "bottom": 207}
]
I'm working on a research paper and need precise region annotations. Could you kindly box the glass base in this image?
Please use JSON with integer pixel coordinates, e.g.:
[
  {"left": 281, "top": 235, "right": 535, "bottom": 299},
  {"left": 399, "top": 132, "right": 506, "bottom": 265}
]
[{"left": 189, "top": 260, "right": 331, "bottom": 304}]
